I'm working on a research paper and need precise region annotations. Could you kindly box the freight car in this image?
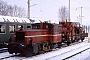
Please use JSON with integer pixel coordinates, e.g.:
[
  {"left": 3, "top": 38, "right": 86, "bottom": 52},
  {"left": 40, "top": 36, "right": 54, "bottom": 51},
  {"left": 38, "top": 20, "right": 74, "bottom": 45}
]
[
  {"left": 8, "top": 21, "right": 88, "bottom": 57},
  {"left": 59, "top": 21, "right": 86, "bottom": 46},
  {"left": 0, "top": 15, "right": 31, "bottom": 48}
]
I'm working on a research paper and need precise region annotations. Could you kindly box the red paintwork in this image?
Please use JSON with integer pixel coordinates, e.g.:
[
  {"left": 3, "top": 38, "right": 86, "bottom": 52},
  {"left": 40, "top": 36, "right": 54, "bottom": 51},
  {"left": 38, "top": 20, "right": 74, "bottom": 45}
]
[
  {"left": 59, "top": 22, "right": 75, "bottom": 37},
  {"left": 14, "top": 23, "right": 62, "bottom": 44}
]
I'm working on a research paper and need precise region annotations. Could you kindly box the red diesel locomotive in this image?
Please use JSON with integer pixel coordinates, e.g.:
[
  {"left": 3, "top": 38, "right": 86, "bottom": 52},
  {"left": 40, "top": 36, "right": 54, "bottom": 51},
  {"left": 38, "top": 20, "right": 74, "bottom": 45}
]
[
  {"left": 8, "top": 21, "right": 88, "bottom": 57},
  {"left": 8, "top": 22, "right": 62, "bottom": 56}
]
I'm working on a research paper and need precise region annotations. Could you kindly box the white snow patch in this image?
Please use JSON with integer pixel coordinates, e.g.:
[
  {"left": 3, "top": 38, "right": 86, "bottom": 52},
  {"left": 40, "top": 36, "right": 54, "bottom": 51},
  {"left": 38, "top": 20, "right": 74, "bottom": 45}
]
[{"left": 23, "top": 40, "right": 89, "bottom": 60}]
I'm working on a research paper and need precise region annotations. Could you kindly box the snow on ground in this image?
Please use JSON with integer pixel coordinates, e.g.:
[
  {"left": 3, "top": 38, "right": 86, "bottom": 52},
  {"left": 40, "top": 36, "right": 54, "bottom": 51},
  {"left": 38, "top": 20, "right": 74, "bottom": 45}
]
[
  {"left": 68, "top": 39, "right": 90, "bottom": 60},
  {"left": 68, "top": 48, "right": 90, "bottom": 60},
  {"left": 0, "top": 52, "right": 12, "bottom": 58},
  {"left": 4, "top": 56, "right": 26, "bottom": 60},
  {"left": 0, "top": 48, "right": 7, "bottom": 51},
  {"left": 48, "top": 43, "right": 90, "bottom": 60},
  {"left": 0, "top": 38, "right": 90, "bottom": 60},
  {"left": 22, "top": 39, "right": 90, "bottom": 60},
  {"left": 85, "top": 54, "right": 90, "bottom": 60}
]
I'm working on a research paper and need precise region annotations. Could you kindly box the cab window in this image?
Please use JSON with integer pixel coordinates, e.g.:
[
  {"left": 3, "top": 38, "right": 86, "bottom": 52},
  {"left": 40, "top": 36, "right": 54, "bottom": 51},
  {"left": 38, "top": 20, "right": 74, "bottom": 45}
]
[
  {"left": 54, "top": 26, "right": 59, "bottom": 32},
  {"left": 32, "top": 25, "right": 40, "bottom": 29},
  {"left": 18, "top": 25, "right": 23, "bottom": 30},
  {"left": 54, "top": 25, "right": 61, "bottom": 33},
  {"left": 27, "top": 25, "right": 31, "bottom": 29}
]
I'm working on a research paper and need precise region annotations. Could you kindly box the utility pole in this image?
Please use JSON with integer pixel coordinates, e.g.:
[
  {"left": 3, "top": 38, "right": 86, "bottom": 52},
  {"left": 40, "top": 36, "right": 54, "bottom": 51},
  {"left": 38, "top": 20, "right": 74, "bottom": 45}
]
[
  {"left": 28, "top": 0, "right": 30, "bottom": 19},
  {"left": 68, "top": 0, "right": 70, "bottom": 22},
  {"left": 80, "top": 7, "right": 83, "bottom": 27}
]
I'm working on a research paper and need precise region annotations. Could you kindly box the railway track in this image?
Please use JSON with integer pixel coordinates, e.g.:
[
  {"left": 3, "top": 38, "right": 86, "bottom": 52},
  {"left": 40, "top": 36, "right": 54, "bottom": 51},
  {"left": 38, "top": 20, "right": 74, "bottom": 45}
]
[
  {"left": 0, "top": 52, "right": 23, "bottom": 60},
  {"left": 63, "top": 48, "right": 90, "bottom": 60},
  {"left": 0, "top": 39, "right": 89, "bottom": 60},
  {"left": 0, "top": 48, "right": 8, "bottom": 53},
  {"left": 0, "top": 55, "right": 15, "bottom": 60},
  {"left": 0, "top": 52, "right": 14, "bottom": 59},
  {"left": 22, "top": 40, "right": 90, "bottom": 60},
  {"left": 45, "top": 42, "right": 90, "bottom": 60},
  {"left": 62, "top": 44, "right": 90, "bottom": 60}
]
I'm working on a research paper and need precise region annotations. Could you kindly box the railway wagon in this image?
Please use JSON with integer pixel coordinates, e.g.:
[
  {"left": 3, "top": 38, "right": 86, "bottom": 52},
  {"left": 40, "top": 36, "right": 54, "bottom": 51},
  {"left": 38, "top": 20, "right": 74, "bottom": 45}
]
[
  {"left": 73, "top": 22, "right": 85, "bottom": 41},
  {"left": 59, "top": 21, "right": 75, "bottom": 45},
  {"left": 0, "top": 16, "right": 31, "bottom": 48},
  {"left": 59, "top": 21, "right": 87, "bottom": 46},
  {"left": 8, "top": 22, "right": 62, "bottom": 56}
]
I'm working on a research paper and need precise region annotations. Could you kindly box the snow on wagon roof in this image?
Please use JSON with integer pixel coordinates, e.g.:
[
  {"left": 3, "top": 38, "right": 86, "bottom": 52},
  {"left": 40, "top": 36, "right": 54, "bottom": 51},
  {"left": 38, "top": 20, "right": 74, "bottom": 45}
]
[{"left": 0, "top": 15, "right": 31, "bottom": 23}]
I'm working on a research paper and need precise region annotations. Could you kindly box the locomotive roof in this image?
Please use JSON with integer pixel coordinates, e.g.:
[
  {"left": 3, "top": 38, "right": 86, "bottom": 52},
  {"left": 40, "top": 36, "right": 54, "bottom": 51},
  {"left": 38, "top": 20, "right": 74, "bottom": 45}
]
[{"left": 0, "top": 15, "right": 31, "bottom": 23}]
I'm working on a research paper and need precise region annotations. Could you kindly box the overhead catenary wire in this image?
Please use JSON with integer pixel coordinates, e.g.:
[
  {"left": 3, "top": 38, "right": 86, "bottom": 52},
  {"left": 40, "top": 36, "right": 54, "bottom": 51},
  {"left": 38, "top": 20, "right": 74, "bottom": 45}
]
[
  {"left": 4, "top": 0, "right": 90, "bottom": 24},
  {"left": 30, "top": 0, "right": 60, "bottom": 20},
  {"left": 74, "top": 0, "right": 90, "bottom": 17}
]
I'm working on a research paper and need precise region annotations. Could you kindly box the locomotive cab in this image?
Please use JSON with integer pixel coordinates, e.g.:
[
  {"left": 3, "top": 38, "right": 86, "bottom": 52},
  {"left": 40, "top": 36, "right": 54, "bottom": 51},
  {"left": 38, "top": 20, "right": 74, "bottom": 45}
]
[{"left": 32, "top": 23, "right": 62, "bottom": 48}]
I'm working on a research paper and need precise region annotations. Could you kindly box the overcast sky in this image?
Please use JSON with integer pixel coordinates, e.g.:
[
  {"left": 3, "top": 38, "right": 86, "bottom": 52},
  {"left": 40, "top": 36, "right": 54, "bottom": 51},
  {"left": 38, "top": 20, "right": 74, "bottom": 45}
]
[{"left": 2, "top": 0, "right": 90, "bottom": 25}]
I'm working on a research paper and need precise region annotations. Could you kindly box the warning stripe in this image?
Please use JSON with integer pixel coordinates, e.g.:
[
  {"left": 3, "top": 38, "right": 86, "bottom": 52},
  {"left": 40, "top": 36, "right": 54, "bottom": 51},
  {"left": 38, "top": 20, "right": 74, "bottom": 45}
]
[
  {"left": 25, "top": 34, "right": 61, "bottom": 38},
  {"left": 14, "top": 34, "right": 61, "bottom": 38}
]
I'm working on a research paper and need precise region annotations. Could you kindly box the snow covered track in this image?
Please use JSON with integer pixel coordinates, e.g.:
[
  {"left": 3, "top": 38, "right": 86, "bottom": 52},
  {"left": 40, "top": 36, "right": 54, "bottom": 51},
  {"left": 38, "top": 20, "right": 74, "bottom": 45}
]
[
  {"left": 47, "top": 43, "right": 90, "bottom": 60},
  {"left": 0, "top": 52, "right": 14, "bottom": 60},
  {"left": 21, "top": 40, "right": 90, "bottom": 60},
  {"left": 0, "top": 48, "right": 7, "bottom": 53},
  {"left": 0, "top": 39, "right": 89, "bottom": 60},
  {"left": 63, "top": 47, "right": 89, "bottom": 60},
  {"left": 60, "top": 44, "right": 90, "bottom": 60},
  {"left": 0, "top": 55, "right": 15, "bottom": 60}
]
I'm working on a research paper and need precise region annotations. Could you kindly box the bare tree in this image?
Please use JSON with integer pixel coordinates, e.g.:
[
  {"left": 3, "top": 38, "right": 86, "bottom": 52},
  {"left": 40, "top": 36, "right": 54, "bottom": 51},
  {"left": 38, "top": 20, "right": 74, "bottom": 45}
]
[
  {"left": 12, "top": 5, "right": 26, "bottom": 17},
  {"left": 59, "top": 6, "right": 69, "bottom": 22},
  {"left": 0, "top": 0, "right": 26, "bottom": 18},
  {"left": 7, "top": 5, "right": 14, "bottom": 16},
  {"left": 0, "top": 0, "right": 8, "bottom": 16}
]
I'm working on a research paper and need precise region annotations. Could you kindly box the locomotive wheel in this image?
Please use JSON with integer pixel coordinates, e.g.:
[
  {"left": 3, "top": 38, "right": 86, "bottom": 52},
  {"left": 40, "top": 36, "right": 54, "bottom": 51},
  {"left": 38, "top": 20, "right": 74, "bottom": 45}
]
[{"left": 38, "top": 44, "right": 44, "bottom": 54}]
